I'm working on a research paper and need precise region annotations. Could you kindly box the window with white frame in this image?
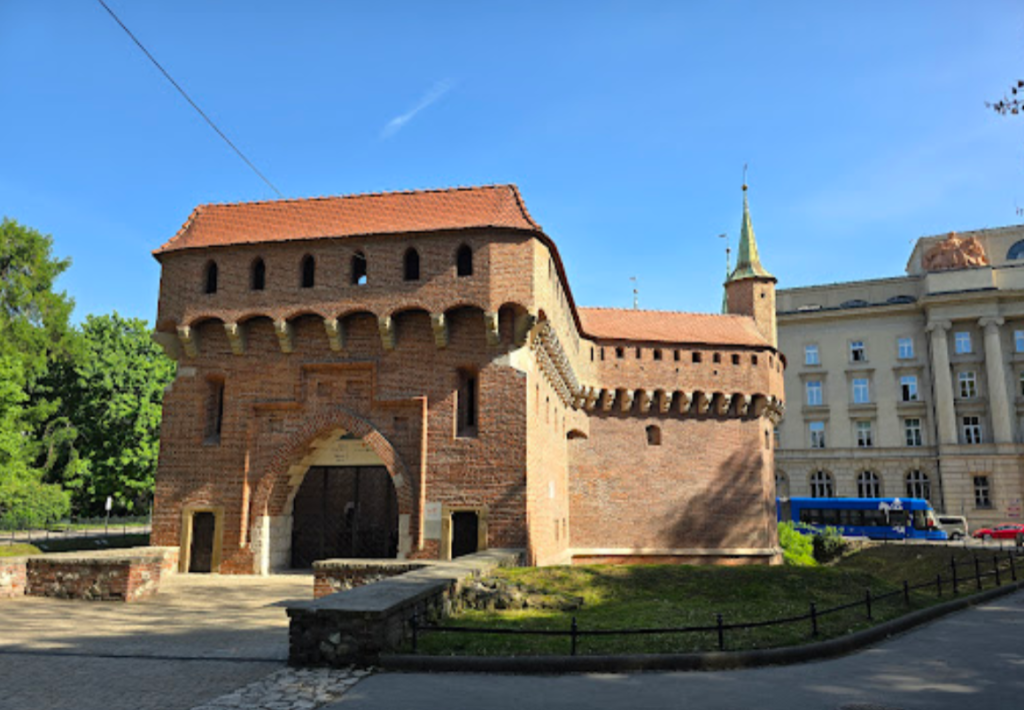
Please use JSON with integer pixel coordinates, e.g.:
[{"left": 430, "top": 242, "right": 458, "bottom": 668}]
[
  {"left": 806, "top": 380, "right": 823, "bottom": 406},
  {"left": 810, "top": 470, "right": 834, "bottom": 498},
  {"left": 974, "top": 476, "right": 992, "bottom": 508},
  {"left": 905, "top": 470, "right": 931, "bottom": 501},
  {"left": 904, "top": 418, "right": 923, "bottom": 447},
  {"left": 962, "top": 416, "right": 983, "bottom": 444},
  {"left": 850, "top": 340, "right": 866, "bottom": 362},
  {"left": 857, "top": 470, "right": 881, "bottom": 498},
  {"left": 775, "top": 470, "right": 790, "bottom": 498},
  {"left": 898, "top": 337, "right": 914, "bottom": 359},
  {"left": 856, "top": 421, "right": 873, "bottom": 447},
  {"left": 852, "top": 378, "right": 870, "bottom": 404},
  {"left": 958, "top": 371, "right": 977, "bottom": 399},
  {"left": 804, "top": 344, "right": 820, "bottom": 365},
  {"left": 900, "top": 375, "right": 918, "bottom": 402},
  {"left": 809, "top": 421, "right": 826, "bottom": 449},
  {"left": 1016, "top": 330, "right": 1024, "bottom": 353},
  {"left": 954, "top": 331, "right": 972, "bottom": 354}
]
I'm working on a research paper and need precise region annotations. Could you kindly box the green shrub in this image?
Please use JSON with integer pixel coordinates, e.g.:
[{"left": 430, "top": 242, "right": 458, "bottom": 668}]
[
  {"left": 778, "top": 521, "right": 816, "bottom": 566},
  {"left": 812, "top": 525, "right": 849, "bottom": 564}
]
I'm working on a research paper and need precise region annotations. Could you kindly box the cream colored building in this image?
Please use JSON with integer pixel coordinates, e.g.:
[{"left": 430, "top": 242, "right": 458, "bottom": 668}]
[{"left": 776, "top": 226, "right": 1024, "bottom": 530}]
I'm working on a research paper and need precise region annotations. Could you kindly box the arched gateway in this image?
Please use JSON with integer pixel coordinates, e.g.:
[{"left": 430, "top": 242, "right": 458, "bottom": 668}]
[{"left": 249, "top": 411, "right": 415, "bottom": 575}]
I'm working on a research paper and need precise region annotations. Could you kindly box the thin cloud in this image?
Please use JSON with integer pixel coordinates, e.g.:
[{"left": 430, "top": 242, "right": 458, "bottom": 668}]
[{"left": 381, "top": 79, "right": 455, "bottom": 139}]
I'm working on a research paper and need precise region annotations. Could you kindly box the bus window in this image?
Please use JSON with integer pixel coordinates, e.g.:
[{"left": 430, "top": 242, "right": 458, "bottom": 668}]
[
  {"left": 889, "top": 510, "right": 908, "bottom": 526},
  {"left": 822, "top": 508, "right": 839, "bottom": 526},
  {"left": 863, "top": 510, "right": 886, "bottom": 527},
  {"left": 840, "top": 509, "right": 863, "bottom": 527},
  {"left": 913, "top": 510, "right": 930, "bottom": 530}
]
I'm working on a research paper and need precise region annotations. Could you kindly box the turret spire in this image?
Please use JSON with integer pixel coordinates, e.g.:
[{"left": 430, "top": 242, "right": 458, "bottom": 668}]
[{"left": 728, "top": 183, "right": 774, "bottom": 282}]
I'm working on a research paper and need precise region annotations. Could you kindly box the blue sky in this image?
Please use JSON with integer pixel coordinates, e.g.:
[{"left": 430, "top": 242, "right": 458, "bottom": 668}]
[{"left": 2, "top": 1, "right": 1023, "bottom": 323}]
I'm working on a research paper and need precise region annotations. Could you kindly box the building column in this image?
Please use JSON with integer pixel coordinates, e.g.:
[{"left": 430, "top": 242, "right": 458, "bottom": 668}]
[
  {"left": 927, "top": 320, "right": 958, "bottom": 446},
  {"left": 980, "top": 316, "right": 1014, "bottom": 444}
]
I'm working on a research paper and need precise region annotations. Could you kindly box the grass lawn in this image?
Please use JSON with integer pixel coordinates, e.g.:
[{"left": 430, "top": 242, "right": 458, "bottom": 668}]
[
  {"left": 0, "top": 543, "right": 42, "bottom": 558},
  {"left": 414, "top": 545, "right": 1019, "bottom": 656}
]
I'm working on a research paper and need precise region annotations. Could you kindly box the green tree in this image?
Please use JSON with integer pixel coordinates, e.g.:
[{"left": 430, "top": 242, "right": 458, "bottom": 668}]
[
  {"left": 0, "top": 219, "right": 75, "bottom": 527},
  {"left": 52, "top": 313, "right": 175, "bottom": 515}
]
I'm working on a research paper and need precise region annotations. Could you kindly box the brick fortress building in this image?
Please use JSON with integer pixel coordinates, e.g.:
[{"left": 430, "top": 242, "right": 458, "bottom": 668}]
[{"left": 150, "top": 184, "right": 785, "bottom": 573}]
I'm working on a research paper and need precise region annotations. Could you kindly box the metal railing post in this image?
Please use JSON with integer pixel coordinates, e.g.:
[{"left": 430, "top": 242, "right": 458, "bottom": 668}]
[
  {"left": 716, "top": 613, "right": 725, "bottom": 651},
  {"left": 865, "top": 588, "right": 873, "bottom": 620},
  {"left": 951, "top": 557, "right": 959, "bottom": 595},
  {"left": 994, "top": 555, "right": 1001, "bottom": 586},
  {"left": 975, "top": 556, "right": 983, "bottom": 591},
  {"left": 936, "top": 573, "right": 942, "bottom": 597},
  {"left": 903, "top": 580, "right": 910, "bottom": 605},
  {"left": 1010, "top": 552, "right": 1017, "bottom": 582},
  {"left": 411, "top": 613, "right": 418, "bottom": 653},
  {"left": 810, "top": 602, "right": 818, "bottom": 637},
  {"left": 570, "top": 616, "right": 578, "bottom": 656}
]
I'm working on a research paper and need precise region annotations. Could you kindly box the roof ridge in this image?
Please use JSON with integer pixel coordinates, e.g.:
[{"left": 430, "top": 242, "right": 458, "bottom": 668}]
[
  {"left": 579, "top": 306, "right": 751, "bottom": 319},
  {"left": 193, "top": 183, "right": 520, "bottom": 211}
]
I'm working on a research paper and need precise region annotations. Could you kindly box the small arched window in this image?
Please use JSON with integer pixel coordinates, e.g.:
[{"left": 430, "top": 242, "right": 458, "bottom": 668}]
[
  {"left": 857, "top": 470, "right": 881, "bottom": 498},
  {"left": 300, "top": 255, "right": 315, "bottom": 288},
  {"left": 251, "top": 258, "right": 266, "bottom": 291},
  {"left": 810, "top": 470, "right": 834, "bottom": 498},
  {"left": 404, "top": 248, "right": 420, "bottom": 281},
  {"left": 204, "top": 261, "right": 218, "bottom": 294},
  {"left": 456, "top": 244, "right": 473, "bottom": 277},
  {"left": 646, "top": 425, "right": 661, "bottom": 446},
  {"left": 1008, "top": 240, "right": 1024, "bottom": 260},
  {"left": 906, "top": 470, "right": 931, "bottom": 501},
  {"left": 352, "top": 252, "right": 367, "bottom": 285}
]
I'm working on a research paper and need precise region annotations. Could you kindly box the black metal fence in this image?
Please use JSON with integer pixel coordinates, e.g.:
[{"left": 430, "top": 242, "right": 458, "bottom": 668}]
[
  {"left": 1, "top": 516, "right": 151, "bottom": 546},
  {"left": 410, "top": 550, "right": 1022, "bottom": 656}
]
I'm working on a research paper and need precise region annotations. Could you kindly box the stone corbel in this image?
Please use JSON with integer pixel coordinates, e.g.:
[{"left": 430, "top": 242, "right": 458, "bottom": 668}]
[
  {"left": 599, "top": 389, "right": 614, "bottom": 412},
  {"left": 715, "top": 393, "right": 733, "bottom": 417},
  {"left": 484, "top": 311, "right": 501, "bottom": 347},
  {"left": 378, "top": 316, "right": 396, "bottom": 351},
  {"left": 638, "top": 390, "right": 654, "bottom": 414},
  {"left": 176, "top": 325, "right": 198, "bottom": 358},
  {"left": 323, "top": 318, "right": 345, "bottom": 352},
  {"left": 735, "top": 393, "right": 751, "bottom": 416},
  {"left": 694, "top": 391, "right": 711, "bottom": 415},
  {"left": 224, "top": 322, "right": 246, "bottom": 356},
  {"left": 618, "top": 389, "right": 634, "bottom": 413},
  {"left": 274, "top": 320, "right": 293, "bottom": 354},
  {"left": 430, "top": 313, "right": 449, "bottom": 349},
  {"left": 514, "top": 313, "right": 537, "bottom": 347},
  {"left": 658, "top": 391, "right": 672, "bottom": 414},
  {"left": 676, "top": 391, "right": 693, "bottom": 415},
  {"left": 152, "top": 331, "right": 181, "bottom": 361},
  {"left": 584, "top": 387, "right": 599, "bottom": 410}
]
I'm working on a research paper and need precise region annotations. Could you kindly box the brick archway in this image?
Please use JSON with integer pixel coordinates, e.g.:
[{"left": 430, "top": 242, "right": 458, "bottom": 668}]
[{"left": 249, "top": 407, "right": 416, "bottom": 573}]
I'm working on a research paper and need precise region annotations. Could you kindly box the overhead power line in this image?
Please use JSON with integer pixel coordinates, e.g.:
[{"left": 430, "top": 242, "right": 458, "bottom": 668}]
[{"left": 95, "top": 0, "right": 284, "bottom": 198}]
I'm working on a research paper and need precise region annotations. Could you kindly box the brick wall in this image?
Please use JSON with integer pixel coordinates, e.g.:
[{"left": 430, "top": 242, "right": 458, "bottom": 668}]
[{"left": 0, "top": 558, "right": 27, "bottom": 598}]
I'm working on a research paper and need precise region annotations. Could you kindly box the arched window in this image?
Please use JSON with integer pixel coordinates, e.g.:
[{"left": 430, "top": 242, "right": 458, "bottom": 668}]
[
  {"left": 906, "top": 470, "right": 931, "bottom": 501},
  {"left": 251, "top": 258, "right": 266, "bottom": 291},
  {"left": 775, "top": 470, "right": 790, "bottom": 498},
  {"left": 300, "top": 255, "right": 315, "bottom": 288},
  {"left": 404, "top": 248, "right": 420, "bottom": 281},
  {"left": 857, "top": 470, "right": 881, "bottom": 498},
  {"left": 204, "top": 261, "right": 218, "bottom": 294},
  {"left": 1008, "top": 240, "right": 1024, "bottom": 260},
  {"left": 352, "top": 252, "right": 367, "bottom": 285},
  {"left": 646, "top": 425, "right": 661, "bottom": 446},
  {"left": 810, "top": 470, "right": 834, "bottom": 498},
  {"left": 456, "top": 244, "right": 473, "bottom": 277}
]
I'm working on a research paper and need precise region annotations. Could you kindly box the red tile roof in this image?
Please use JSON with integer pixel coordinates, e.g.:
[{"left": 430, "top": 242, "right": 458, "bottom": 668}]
[
  {"left": 155, "top": 184, "right": 541, "bottom": 255},
  {"left": 578, "top": 307, "right": 770, "bottom": 347}
]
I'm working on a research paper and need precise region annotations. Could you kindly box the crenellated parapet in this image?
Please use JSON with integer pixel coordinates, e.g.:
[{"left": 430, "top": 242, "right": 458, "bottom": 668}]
[{"left": 572, "top": 385, "right": 783, "bottom": 421}]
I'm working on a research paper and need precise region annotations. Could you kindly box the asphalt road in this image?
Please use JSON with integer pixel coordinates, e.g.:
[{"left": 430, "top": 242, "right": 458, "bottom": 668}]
[{"left": 331, "top": 587, "right": 1024, "bottom": 710}]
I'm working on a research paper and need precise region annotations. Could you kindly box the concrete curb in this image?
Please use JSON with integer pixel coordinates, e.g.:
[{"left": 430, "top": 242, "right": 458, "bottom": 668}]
[{"left": 380, "top": 579, "right": 1024, "bottom": 674}]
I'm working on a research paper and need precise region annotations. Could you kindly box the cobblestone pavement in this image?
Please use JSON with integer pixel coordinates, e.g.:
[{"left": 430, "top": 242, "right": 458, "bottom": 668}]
[{"left": 0, "top": 573, "right": 378, "bottom": 710}]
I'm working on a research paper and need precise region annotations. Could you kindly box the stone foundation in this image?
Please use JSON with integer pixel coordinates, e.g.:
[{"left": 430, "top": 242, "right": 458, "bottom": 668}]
[
  {"left": 0, "top": 547, "right": 179, "bottom": 602},
  {"left": 288, "top": 549, "right": 522, "bottom": 667}
]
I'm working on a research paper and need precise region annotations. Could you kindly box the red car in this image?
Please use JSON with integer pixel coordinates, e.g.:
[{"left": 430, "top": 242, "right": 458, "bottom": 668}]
[{"left": 972, "top": 523, "right": 1024, "bottom": 541}]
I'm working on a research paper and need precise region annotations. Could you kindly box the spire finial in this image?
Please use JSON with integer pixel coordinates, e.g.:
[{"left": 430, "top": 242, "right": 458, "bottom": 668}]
[
  {"left": 742, "top": 163, "right": 748, "bottom": 192},
  {"left": 727, "top": 173, "right": 775, "bottom": 283}
]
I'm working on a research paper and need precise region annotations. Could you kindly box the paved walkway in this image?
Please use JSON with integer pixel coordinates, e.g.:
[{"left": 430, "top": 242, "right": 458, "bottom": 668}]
[
  {"left": 0, "top": 573, "right": 311, "bottom": 710},
  {"left": 332, "top": 588, "right": 1024, "bottom": 710}
]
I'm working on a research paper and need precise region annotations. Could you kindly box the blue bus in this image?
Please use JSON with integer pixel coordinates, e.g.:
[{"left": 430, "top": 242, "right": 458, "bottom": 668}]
[{"left": 777, "top": 497, "right": 948, "bottom": 541}]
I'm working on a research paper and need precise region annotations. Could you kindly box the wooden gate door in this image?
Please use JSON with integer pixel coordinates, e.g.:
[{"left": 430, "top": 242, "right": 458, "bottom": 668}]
[
  {"left": 451, "top": 511, "right": 479, "bottom": 558},
  {"left": 189, "top": 511, "right": 216, "bottom": 573}
]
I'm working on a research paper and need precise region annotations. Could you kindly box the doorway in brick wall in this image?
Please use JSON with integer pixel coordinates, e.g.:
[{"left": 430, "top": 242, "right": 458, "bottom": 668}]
[{"left": 290, "top": 466, "right": 399, "bottom": 568}]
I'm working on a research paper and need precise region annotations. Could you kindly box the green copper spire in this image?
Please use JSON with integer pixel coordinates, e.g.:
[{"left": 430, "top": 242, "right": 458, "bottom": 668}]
[{"left": 728, "top": 184, "right": 774, "bottom": 282}]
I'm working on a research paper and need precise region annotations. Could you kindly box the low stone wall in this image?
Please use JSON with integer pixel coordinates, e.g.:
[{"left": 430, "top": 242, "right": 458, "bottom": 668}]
[
  {"left": 0, "top": 547, "right": 179, "bottom": 602},
  {"left": 0, "top": 558, "right": 28, "bottom": 598},
  {"left": 313, "top": 560, "right": 430, "bottom": 599},
  {"left": 288, "top": 549, "right": 523, "bottom": 667}
]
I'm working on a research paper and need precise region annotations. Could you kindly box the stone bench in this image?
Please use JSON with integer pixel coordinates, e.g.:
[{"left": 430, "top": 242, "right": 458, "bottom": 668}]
[{"left": 289, "top": 549, "right": 523, "bottom": 666}]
